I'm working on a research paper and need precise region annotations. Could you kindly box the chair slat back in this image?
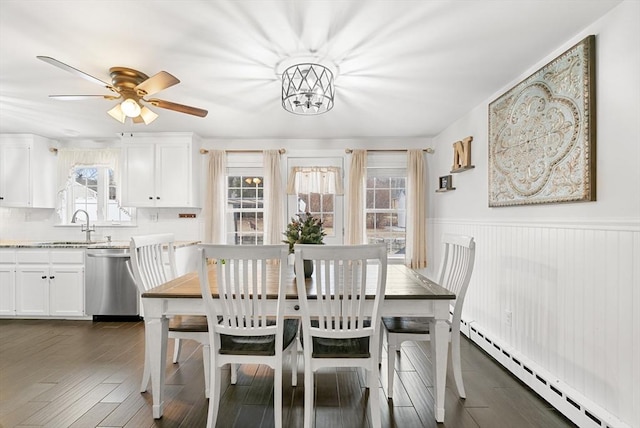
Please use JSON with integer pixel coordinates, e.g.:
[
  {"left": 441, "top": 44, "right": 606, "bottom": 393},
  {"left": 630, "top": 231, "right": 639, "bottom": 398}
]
[
  {"left": 436, "top": 234, "right": 476, "bottom": 322},
  {"left": 198, "top": 245, "right": 288, "bottom": 340},
  {"left": 295, "top": 244, "right": 387, "bottom": 340},
  {"left": 130, "top": 233, "right": 177, "bottom": 293}
]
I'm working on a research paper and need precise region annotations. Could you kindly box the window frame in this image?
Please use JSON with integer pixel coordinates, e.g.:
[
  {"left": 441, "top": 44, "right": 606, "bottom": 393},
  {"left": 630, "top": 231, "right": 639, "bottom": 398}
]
[
  {"left": 365, "top": 154, "right": 407, "bottom": 260},
  {"left": 59, "top": 165, "right": 136, "bottom": 226},
  {"left": 225, "top": 162, "right": 265, "bottom": 245}
]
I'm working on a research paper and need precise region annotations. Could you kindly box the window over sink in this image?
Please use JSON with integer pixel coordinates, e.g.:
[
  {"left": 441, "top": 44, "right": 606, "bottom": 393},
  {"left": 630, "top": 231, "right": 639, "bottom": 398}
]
[{"left": 59, "top": 166, "right": 135, "bottom": 226}]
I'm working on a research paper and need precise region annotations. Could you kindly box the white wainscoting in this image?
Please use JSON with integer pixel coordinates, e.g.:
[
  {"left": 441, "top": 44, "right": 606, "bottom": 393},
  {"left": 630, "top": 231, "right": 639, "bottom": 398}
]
[{"left": 427, "top": 219, "right": 639, "bottom": 428}]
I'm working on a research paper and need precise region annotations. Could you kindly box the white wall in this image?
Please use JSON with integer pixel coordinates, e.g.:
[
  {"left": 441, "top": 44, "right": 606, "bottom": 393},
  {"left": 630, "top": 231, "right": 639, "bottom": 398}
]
[{"left": 424, "top": 2, "right": 639, "bottom": 426}]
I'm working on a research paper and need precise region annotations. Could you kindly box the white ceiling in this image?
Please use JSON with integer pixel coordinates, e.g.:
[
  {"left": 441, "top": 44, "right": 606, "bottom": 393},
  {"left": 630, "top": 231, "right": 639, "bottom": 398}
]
[{"left": 0, "top": 0, "right": 621, "bottom": 141}]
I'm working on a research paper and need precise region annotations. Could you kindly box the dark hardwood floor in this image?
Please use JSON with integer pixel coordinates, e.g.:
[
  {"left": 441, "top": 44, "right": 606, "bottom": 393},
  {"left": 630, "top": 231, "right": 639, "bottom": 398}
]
[{"left": 0, "top": 319, "right": 575, "bottom": 428}]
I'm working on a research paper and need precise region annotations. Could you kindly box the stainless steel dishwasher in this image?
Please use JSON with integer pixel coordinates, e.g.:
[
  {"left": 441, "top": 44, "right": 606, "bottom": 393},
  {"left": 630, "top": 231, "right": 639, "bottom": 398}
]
[{"left": 85, "top": 248, "right": 139, "bottom": 320}]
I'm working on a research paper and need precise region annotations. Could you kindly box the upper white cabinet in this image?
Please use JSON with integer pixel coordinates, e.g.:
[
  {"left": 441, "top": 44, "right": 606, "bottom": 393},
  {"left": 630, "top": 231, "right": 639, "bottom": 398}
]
[
  {"left": 0, "top": 134, "right": 56, "bottom": 208},
  {"left": 120, "top": 133, "right": 201, "bottom": 207}
]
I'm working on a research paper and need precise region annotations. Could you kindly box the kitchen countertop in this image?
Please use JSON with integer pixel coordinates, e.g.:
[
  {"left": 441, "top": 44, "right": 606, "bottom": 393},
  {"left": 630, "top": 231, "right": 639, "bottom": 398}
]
[{"left": 0, "top": 240, "right": 201, "bottom": 249}]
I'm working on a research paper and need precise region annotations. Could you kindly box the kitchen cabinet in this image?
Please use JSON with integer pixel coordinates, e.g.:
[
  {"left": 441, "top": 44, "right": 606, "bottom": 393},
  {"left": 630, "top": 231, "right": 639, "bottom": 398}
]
[
  {"left": 15, "top": 249, "right": 84, "bottom": 317},
  {"left": 0, "top": 134, "right": 56, "bottom": 208},
  {"left": 0, "top": 250, "right": 16, "bottom": 316},
  {"left": 120, "top": 133, "right": 201, "bottom": 207}
]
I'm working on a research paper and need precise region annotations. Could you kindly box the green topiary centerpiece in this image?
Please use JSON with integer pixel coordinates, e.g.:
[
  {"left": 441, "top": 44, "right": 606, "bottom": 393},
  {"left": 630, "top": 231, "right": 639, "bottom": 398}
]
[{"left": 282, "top": 212, "right": 325, "bottom": 277}]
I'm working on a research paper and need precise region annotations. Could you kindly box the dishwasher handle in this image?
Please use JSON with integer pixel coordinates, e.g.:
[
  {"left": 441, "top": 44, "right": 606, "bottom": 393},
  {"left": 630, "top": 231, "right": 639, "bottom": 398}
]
[{"left": 86, "top": 253, "right": 131, "bottom": 258}]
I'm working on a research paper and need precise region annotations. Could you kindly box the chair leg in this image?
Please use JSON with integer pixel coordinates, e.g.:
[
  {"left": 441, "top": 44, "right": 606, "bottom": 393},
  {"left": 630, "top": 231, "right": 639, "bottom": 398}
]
[
  {"left": 368, "top": 365, "right": 381, "bottom": 428},
  {"left": 451, "top": 332, "right": 466, "bottom": 398},
  {"left": 303, "top": 366, "right": 314, "bottom": 428},
  {"left": 386, "top": 333, "right": 397, "bottom": 399},
  {"left": 291, "top": 340, "right": 298, "bottom": 387},
  {"left": 202, "top": 344, "right": 210, "bottom": 398},
  {"left": 172, "top": 338, "right": 182, "bottom": 364},
  {"left": 230, "top": 363, "right": 238, "bottom": 385},
  {"left": 207, "top": 365, "right": 223, "bottom": 428},
  {"left": 140, "top": 328, "right": 151, "bottom": 392},
  {"left": 378, "top": 320, "right": 385, "bottom": 362},
  {"left": 274, "top": 363, "right": 283, "bottom": 428}
]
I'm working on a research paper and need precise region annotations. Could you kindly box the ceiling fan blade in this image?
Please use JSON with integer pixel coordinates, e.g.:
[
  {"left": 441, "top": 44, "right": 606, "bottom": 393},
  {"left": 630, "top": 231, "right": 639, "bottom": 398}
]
[
  {"left": 135, "top": 71, "right": 179, "bottom": 97},
  {"left": 49, "top": 95, "right": 121, "bottom": 101},
  {"left": 147, "top": 98, "right": 208, "bottom": 117},
  {"left": 37, "top": 56, "right": 116, "bottom": 91}
]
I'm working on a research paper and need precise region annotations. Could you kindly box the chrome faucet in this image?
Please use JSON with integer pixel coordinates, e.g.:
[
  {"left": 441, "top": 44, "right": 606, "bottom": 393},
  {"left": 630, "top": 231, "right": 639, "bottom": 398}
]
[{"left": 71, "top": 209, "right": 95, "bottom": 243}]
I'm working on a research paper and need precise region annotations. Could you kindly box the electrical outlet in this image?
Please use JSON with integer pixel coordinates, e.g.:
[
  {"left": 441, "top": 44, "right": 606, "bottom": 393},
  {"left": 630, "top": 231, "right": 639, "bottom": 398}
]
[{"left": 505, "top": 310, "right": 512, "bottom": 327}]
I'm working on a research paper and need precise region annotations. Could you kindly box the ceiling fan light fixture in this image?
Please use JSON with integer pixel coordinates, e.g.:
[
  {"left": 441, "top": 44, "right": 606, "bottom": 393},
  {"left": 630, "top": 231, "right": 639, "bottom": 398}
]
[
  {"left": 107, "top": 104, "right": 126, "bottom": 123},
  {"left": 120, "top": 98, "right": 142, "bottom": 117},
  {"left": 139, "top": 106, "right": 158, "bottom": 125}
]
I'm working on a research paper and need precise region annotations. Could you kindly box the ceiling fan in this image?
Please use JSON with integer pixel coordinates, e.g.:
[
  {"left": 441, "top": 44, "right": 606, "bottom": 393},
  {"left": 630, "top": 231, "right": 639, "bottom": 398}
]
[{"left": 37, "top": 56, "right": 208, "bottom": 125}]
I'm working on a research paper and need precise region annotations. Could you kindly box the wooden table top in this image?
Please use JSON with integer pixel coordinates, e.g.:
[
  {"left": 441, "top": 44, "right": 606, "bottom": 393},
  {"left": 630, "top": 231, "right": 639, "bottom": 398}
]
[{"left": 142, "top": 263, "right": 455, "bottom": 301}]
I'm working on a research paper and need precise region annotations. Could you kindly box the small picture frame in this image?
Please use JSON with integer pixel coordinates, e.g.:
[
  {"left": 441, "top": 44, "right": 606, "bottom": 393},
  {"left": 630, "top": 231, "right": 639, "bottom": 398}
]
[{"left": 439, "top": 175, "right": 453, "bottom": 190}]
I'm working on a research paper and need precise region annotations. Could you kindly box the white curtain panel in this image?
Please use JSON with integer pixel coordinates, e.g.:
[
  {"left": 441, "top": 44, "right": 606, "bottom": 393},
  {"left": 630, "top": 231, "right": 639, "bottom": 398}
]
[
  {"left": 406, "top": 149, "right": 427, "bottom": 268},
  {"left": 345, "top": 150, "right": 367, "bottom": 245},
  {"left": 204, "top": 151, "right": 226, "bottom": 244},
  {"left": 263, "top": 150, "right": 284, "bottom": 245}
]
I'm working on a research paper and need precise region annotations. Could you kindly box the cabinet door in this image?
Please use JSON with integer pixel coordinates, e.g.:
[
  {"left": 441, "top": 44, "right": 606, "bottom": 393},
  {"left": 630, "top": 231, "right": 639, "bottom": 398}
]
[
  {"left": 50, "top": 266, "right": 84, "bottom": 317},
  {"left": 156, "top": 143, "right": 191, "bottom": 207},
  {"left": 16, "top": 266, "right": 49, "bottom": 316},
  {"left": 0, "top": 265, "right": 15, "bottom": 315},
  {"left": 121, "top": 144, "right": 156, "bottom": 206},
  {"left": 0, "top": 144, "right": 31, "bottom": 207}
]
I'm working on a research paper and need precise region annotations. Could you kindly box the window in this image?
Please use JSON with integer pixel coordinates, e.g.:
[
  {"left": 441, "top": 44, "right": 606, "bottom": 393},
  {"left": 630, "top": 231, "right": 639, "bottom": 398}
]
[
  {"left": 366, "top": 154, "right": 407, "bottom": 257},
  {"left": 286, "top": 160, "right": 344, "bottom": 245},
  {"left": 61, "top": 166, "right": 135, "bottom": 225},
  {"left": 295, "top": 192, "right": 335, "bottom": 237},
  {"left": 226, "top": 175, "right": 264, "bottom": 245}
]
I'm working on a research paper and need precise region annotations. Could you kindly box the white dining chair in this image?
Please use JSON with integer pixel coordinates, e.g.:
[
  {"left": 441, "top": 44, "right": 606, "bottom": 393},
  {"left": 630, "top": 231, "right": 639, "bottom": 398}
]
[
  {"left": 129, "top": 233, "right": 210, "bottom": 396},
  {"left": 294, "top": 243, "right": 387, "bottom": 428},
  {"left": 198, "top": 244, "right": 299, "bottom": 428},
  {"left": 381, "top": 234, "right": 476, "bottom": 399}
]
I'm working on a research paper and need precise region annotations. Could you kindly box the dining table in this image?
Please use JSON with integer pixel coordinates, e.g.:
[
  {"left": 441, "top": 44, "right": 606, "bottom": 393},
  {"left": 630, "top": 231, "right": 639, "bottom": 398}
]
[{"left": 141, "top": 262, "right": 455, "bottom": 423}]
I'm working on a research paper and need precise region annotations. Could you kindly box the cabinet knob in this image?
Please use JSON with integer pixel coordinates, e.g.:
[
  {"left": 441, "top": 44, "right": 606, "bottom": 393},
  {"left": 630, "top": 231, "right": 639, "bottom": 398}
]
[
  {"left": 156, "top": 196, "right": 160, "bottom": 200},
  {"left": 149, "top": 196, "right": 153, "bottom": 200},
  {"left": 0, "top": 196, "right": 3, "bottom": 200},
  {"left": 50, "top": 276, "right": 55, "bottom": 279},
  {"left": 294, "top": 305, "right": 300, "bottom": 311},
  {"left": 41, "top": 275, "right": 47, "bottom": 279}
]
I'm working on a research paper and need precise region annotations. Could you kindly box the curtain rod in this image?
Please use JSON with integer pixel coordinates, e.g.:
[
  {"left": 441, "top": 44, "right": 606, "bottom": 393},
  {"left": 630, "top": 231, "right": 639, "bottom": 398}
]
[
  {"left": 345, "top": 147, "right": 434, "bottom": 154},
  {"left": 200, "top": 148, "right": 286, "bottom": 155}
]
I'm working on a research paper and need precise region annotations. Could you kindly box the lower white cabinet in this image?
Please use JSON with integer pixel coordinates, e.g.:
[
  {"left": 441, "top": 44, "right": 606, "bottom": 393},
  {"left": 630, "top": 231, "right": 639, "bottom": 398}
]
[
  {"left": 15, "top": 249, "right": 85, "bottom": 317},
  {"left": 0, "top": 250, "right": 16, "bottom": 315}
]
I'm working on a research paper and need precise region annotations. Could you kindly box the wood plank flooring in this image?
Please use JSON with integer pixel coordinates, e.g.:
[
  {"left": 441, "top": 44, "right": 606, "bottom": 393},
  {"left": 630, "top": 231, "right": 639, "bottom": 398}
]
[{"left": 0, "top": 319, "right": 576, "bottom": 428}]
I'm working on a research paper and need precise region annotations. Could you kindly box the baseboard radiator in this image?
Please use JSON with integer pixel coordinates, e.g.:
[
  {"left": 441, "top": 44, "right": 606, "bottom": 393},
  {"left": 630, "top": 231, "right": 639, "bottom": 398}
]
[{"left": 459, "top": 319, "right": 630, "bottom": 428}]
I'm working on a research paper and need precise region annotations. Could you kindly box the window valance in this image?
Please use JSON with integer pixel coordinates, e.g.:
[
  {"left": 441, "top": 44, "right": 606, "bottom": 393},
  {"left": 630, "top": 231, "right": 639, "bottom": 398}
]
[
  {"left": 56, "top": 148, "right": 121, "bottom": 194},
  {"left": 286, "top": 166, "right": 344, "bottom": 195}
]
